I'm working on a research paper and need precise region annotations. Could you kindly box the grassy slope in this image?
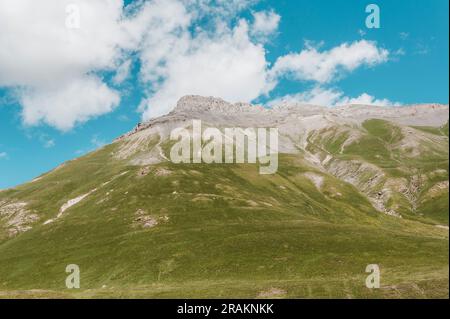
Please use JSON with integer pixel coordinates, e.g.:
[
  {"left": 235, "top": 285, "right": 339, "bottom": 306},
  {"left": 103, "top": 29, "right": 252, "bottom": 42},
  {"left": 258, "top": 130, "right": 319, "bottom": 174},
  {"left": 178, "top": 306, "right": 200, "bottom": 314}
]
[
  {"left": 308, "top": 119, "right": 449, "bottom": 226},
  {"left": 0, "top": 126, "right": 448, "bottom": 298}
]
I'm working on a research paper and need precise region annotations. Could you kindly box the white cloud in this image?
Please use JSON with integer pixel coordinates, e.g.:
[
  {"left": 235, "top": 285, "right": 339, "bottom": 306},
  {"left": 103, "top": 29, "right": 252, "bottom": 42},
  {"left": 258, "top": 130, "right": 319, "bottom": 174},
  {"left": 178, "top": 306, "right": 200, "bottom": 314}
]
[
  {"left": 139, "top": 19, "right": 272, "bottom": 119},
  {"left": 0, "top": 0, "right": 271, "bottom": 126},
  {"left": 0, "top": 0, "right": 395, "bottom": 130},
  {"left": 185, "top": 0, "right": 258, "bottom": 19},
  {"left": 270, "top": 40, "right": 389, "bottom": 84},
  {"left": 113, "top": 60, "right": 132, "bottom": 85},
  {"left": 0, "top": 152, "right": 7, "bottom": 159},
  {"left": 341, "top": 92, "right": 400, "bottom": 106},
  {"left": 123, "top": 0, "right": 275, "bottom": 119},
  {"left": 269, "top": 87, "right": 342, "bottom": 107},
  {"left": 0, "top": 0, "right": 128, "bottom": 87},
  {"left": 268, "top": 86, "right": 400, "bottom": 107},
  {"left": 0, "top": 0, "right": 128, "bottom": 130},
  {"left": 251, "top": 10, "right": 280, "bottom": 40},
  {"left": 20, "top": 75, "right": 120, "bottom": 131}
]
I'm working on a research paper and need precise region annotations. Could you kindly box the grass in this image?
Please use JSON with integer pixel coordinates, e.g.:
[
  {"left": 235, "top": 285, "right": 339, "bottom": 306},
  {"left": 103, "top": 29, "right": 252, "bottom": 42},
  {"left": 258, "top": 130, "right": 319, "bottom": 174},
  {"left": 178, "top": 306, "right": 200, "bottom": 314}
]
[
  {"left": 0, "top": 123, "right": 448, "bottom": 299},
  {"left": 412, "top": 121, "right": 449, "bottom": 137}
]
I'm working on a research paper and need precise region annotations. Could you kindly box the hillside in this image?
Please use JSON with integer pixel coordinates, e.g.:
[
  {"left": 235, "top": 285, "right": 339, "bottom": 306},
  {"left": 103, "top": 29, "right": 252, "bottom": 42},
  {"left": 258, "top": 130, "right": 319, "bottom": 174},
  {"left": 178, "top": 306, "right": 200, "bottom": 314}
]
[{"left": 0, "top": 96, "right": 448, "bottom": 298}]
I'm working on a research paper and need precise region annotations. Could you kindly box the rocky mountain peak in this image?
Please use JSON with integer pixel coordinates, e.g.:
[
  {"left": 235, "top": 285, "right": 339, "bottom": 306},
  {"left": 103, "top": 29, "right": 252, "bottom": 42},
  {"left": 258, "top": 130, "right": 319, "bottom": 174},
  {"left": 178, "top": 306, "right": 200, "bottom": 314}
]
[
  {"left": 173, "top": 95, "right": 265, "bottom": 114},
  {"left": 117, "top": 95, "right": 448, "bottom": 142}
]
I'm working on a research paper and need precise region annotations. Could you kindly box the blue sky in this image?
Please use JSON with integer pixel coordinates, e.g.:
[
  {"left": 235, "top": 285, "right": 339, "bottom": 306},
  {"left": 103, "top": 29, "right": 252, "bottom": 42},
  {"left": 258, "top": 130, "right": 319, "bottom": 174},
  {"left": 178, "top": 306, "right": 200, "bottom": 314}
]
[{"left": 0, "top": 0, "right": 448, "bottom": 189}]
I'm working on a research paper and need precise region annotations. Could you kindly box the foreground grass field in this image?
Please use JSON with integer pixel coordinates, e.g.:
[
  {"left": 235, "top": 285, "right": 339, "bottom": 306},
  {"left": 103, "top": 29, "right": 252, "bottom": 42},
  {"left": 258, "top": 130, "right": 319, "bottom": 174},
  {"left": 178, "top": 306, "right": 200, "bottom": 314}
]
[{"left": 0, "top": 119, "right": 448, "bottom": 298}]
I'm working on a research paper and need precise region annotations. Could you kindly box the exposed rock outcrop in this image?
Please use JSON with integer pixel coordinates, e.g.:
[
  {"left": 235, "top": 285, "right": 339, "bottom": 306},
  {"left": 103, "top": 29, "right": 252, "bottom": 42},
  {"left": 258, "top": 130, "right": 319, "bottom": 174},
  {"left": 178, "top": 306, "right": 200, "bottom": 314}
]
[{"left": 0, "top": 200, "right": 38, "bottom": 237}]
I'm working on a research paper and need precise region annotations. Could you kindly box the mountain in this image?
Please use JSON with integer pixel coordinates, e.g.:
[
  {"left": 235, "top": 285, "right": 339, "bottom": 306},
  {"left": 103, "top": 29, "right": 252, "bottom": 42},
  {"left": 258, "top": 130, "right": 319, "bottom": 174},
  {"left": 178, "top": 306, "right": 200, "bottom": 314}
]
[{"left": 0, "top": 96, "right": 448, "bottom": 298}]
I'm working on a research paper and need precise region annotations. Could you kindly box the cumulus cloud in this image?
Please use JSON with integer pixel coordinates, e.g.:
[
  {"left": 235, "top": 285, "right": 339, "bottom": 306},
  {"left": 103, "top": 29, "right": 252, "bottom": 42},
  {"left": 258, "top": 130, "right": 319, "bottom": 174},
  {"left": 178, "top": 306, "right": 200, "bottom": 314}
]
[
  {"left": 125, "top": 1, "right": 276, "bottom": 119},
  {"left": 0, "top": 0, "right": 395, "bottom": 130},
  {"left": 113, "top": 60, "right": 132, "bottom": 85},
  {"left": 341, "top": 92, "right": 400, "bottom": 106},
  {"left": 270, "top": 40, "right": 389, "bottom": 84},
  {"left": 185, "top": 0, "right": 259, "bottom": 19},
  {"left": 268, "top": 87, "right": 400, "bottom": 107},
  {"left": 250, "top": 10, "right": 280, "bottom": 40},
  {"left": 0, "top": 0, "right": 129, "bottom": 130},
  {"left": 0, "top": 0, "right": 272, "bottom": 126},
  {"left": 20, "top": 76, "right": 120, "bottom": 131},
  {"left": 0, "top": 0, "right": 128, "bottom": 87},
  {"left": 139, "top": 19, "right": 273, "bottom": 119}
]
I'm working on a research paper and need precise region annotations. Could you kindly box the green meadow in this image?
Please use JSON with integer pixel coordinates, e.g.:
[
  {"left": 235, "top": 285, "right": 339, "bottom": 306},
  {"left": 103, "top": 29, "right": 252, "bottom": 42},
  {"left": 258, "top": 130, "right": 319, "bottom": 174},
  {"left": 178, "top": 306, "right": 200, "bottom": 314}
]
[{"left": 0, "top": 119, "right": 448, "bottom": 298}]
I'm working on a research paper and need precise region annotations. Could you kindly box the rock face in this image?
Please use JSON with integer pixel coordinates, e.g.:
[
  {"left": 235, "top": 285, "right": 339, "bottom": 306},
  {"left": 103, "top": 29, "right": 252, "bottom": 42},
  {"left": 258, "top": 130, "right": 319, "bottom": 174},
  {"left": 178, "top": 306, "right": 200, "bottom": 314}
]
[
  {"left": 0, "top": 200, "right": 38, "bottom": 237},
  {"left": 174, "top": 95, "right": 265, "bottom": 114},
  {"left": 113, "top": 95, "right": 449, "bottom": 218},
  {"left": 116, "top": 95, "right": 448, "bottom": 158},
  {"left": 172, "top": 95, "right": 449, "bottom": 126},
  {"left": 119, "top": 95, "right": 449, "bottom": 140}
]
